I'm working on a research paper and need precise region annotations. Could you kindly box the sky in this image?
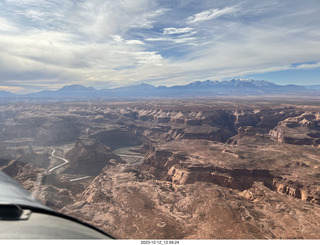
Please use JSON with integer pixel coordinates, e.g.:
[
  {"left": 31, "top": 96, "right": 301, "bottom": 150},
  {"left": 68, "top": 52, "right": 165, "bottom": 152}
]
[{"left": 0, "top": 0, "right": 320, "bottom": 93}]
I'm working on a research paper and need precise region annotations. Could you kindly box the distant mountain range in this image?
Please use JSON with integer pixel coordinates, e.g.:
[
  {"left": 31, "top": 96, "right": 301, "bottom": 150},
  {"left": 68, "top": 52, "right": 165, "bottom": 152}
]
[
  {"left": 1, "top": 79, "right": 319, "bottom": 101},
  {"left": 304, "top": 85, "right": 320, "bottom": 90}
]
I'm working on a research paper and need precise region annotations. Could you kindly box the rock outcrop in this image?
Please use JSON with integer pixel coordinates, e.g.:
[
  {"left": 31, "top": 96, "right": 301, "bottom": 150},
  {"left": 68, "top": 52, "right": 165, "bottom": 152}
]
[
  {"left": 167, "top": 166, "right": 277, "bottom": 191},
  {"left": 270, "top": 112, "right": 320, "bottom": 146},
  {"left": 64, "top": 138, "right": 122, "bottom": 176},
  {"left": 0, "top": 160, "right": 83, "bottom": 209},
  {"left": 2, "top": 101, "right": 320, "bottom": 239}
]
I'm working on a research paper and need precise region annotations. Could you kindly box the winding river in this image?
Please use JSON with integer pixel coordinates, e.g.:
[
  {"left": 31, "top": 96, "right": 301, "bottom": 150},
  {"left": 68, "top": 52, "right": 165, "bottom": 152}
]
[
  {"left": 48, "top": 145, "right": 144, "bottom": 183},
  {"left": 113, "top": 145, "right": 145, "bottom": 165},
  {"left": 48, "top": 147, "right": 69, "bottom": 172}
]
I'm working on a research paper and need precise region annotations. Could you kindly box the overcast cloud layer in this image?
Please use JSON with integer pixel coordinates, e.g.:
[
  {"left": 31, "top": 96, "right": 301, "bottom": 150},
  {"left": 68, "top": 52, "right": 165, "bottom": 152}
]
[{"left": 0, "top": 0, "right": 320, "bottom": 93}]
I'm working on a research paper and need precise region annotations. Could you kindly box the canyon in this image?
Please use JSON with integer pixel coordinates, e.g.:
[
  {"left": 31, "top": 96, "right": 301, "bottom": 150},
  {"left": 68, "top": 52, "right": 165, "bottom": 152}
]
[{"left": 1, "top": 97, "right": 320, "bottom": 239}]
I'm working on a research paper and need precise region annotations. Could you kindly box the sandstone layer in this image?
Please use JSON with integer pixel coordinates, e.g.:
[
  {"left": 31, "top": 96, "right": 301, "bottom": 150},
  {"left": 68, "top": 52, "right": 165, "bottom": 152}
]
[{"left": 1, "top": 98, "right": 320, "bottom": 239}]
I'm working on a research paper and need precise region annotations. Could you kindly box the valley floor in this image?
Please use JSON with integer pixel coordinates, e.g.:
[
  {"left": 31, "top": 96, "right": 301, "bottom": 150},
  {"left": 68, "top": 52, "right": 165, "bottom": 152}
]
[{"left": 1, "top": 98, "right": 320, "bottom": 239}]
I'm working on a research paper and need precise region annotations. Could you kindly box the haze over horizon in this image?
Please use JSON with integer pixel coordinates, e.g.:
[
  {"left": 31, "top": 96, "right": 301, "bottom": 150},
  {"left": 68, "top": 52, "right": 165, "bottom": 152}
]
[
  {"left": 0, "top": 0, "right": 320, "bottom": 93},
  {"left": 0, "top": 78, "right": 308, "bottom": 94}
]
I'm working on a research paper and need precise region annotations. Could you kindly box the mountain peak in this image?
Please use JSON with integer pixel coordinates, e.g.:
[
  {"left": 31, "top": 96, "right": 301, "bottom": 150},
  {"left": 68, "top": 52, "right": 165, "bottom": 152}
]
[
  {"left": 187, "top": 80, "right": 219, "bottom": 87},
  {"left": 0, "top": 90, "right": 14, "bottom": 97},
  {"left": 219, "top": 79, "right": 276, "bottom": 87},
  {"left": 182, "top": 79, "right": 276, "bottom": 89},
  {"left": 129, "top": 83, "right": 155, "bottom": 89},
  {"left": 58, "top": 85, "right": 97, "bottom": 92},
  {"left": 1, "top": 80, "right": 310, "bottom": 102}
]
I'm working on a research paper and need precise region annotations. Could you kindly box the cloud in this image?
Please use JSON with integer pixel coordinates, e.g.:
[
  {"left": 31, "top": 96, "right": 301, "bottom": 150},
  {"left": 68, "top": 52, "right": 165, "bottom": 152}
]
[
  {"left": 0, "top": 26, "right": 165, "bottom": 92},
  {"left": 186, "top": 6, "right": 238, "bottom": 24},
  {"left": 0, "top": 17, "right": 19, "bottom": 32},
  {"left": 146, "top": 36, "right": 196, "bottom": 45},
  {"left": 166, "top": 22, "right": 320, "bottom": 83},
  {"left": 4, "top": 0, "right": 167, "bottom": 40},
  {"left": 1, "top": 0, "right": 320, "bottom": 92},
  {"left": 146, "top": 27, "right": 197, "bottom": 45},
  {"left": 70, "top": 1, "right": 168, "bottom": 40},
  {"left": 111, "top": 35, "right": 145, "bottom": 45},
  {"left": 0, "top": 85, "right": 24, "bottom": 92},
  {"left": 111, "top": 35, "right": 124, "bottom": 43},
  {"left": 291, "top": 62, "right": 320, "bottom": 70},
  {"left": 163, "top": 27, "right": 194, "bottom": 35},
  {"left": 126, "top": 40, "right": 145, "bottom": 45}
]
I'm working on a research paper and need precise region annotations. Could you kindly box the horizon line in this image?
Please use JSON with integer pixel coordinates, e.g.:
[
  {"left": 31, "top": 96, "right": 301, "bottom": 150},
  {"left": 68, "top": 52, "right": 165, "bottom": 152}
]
[{"left": 2, "top": 78, "right": 317, "bottom": 95}]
